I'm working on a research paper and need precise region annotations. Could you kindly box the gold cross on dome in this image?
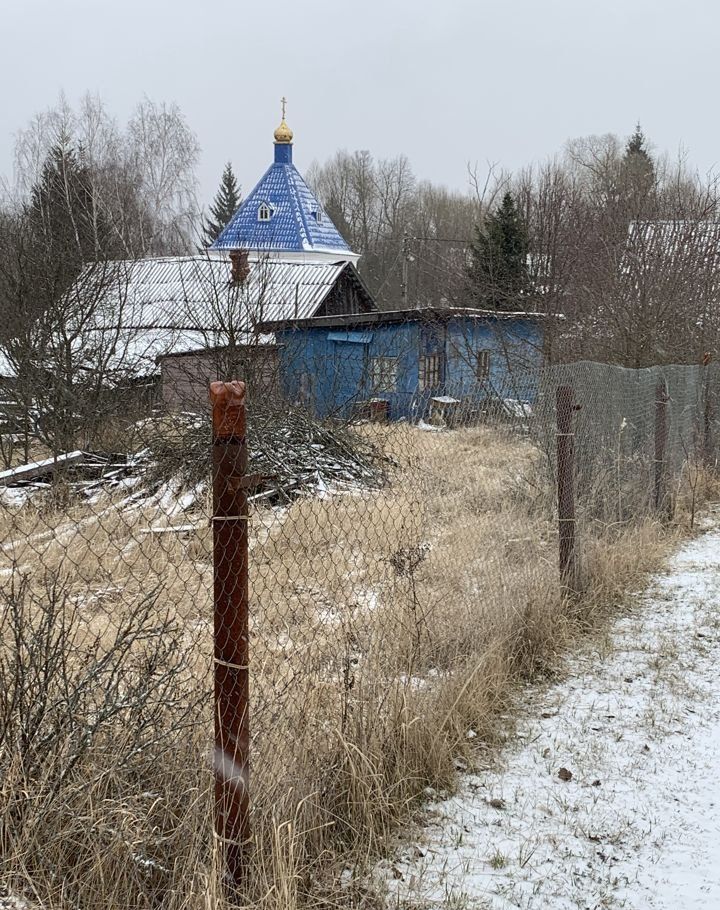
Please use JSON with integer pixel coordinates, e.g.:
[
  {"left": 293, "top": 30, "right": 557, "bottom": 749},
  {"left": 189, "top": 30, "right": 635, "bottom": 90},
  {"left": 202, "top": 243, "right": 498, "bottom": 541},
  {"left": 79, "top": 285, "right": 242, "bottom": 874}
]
[{"left": 281, "top": 96, "right": 287, "bottom": 120}]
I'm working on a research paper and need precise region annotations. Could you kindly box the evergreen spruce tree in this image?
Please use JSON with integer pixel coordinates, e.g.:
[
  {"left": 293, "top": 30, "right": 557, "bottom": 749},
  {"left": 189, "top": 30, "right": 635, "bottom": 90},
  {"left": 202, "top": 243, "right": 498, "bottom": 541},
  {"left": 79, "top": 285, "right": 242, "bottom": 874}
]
[
  {"left": 26, "top": 139, "right": 113, "bottom": 296},
  {"left": 622, "top": 123, "right": 656, "bottom": 203},
  {"left": 467, "top": 191, "right": 529, "bottom": 310},
  {"left": 17, "top": 141, "right": 119, "bottom": 452},
  {"left": 202, "top": 163, "right": 241, "bottom": 246}
]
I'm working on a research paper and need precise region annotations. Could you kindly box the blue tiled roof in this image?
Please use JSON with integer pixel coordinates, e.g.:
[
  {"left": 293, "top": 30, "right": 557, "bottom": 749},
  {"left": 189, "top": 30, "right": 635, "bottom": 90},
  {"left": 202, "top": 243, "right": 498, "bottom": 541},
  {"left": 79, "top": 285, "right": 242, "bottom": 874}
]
[{"left": 211, "top": 144, "right": 353, "bottom": 255}]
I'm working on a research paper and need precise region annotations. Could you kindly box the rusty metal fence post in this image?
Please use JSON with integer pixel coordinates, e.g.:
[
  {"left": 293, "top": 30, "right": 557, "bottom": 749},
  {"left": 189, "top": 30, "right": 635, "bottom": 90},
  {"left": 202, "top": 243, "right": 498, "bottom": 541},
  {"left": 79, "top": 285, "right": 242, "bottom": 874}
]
[
  {"left": 556, "top": 384, "right": 576, "bottom": 586},
  {"left": 210, "top": 380, "right": 250, "bottom": 888},
  {"left": 654, "top": 379, "right": 669, "bottom": 512}
]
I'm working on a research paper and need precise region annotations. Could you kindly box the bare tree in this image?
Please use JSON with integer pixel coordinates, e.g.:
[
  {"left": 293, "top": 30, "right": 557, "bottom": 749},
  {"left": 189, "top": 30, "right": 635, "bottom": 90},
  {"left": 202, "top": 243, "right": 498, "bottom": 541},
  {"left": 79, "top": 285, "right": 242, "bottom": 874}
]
[
  {"left": 126, "top": 97, "right": 200, "bottom": 251},
  {"left": 12, "top": 92, "right": 200, "bottom": 257},
  {"left": 308, "top": 150, "right": 477, "bottom": 308},
  {"left": 0, "top": 251, "right": 146, "bottom": 462}
]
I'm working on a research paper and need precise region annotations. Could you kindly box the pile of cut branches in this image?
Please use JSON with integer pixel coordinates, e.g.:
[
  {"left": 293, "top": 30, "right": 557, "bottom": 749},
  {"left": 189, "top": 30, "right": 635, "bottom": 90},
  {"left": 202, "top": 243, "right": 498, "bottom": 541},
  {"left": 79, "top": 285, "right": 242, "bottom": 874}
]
[
  {"left": 137, "top": 406, "right": 388, "bottom": 501},
  {"left": 248, "top": 408, "right": 386, "bottom": 499},
  {"left": 0, "top": 408, "right": 390, "bottom": 506}
]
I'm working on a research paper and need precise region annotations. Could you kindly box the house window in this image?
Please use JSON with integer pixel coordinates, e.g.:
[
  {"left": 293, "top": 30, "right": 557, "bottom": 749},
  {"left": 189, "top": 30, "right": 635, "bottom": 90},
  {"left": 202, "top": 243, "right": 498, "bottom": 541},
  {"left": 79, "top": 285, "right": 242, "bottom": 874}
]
[
  {"left": 476, "top": 350, "right": 491, "bottom": 380},
  {"left": 312, "top": 207, "right": 323, "bottom": 223},
  {"left": 370, "top": 356, "right": 397, "bottom": 392},
  {"left": 418, "top": 353, "right": 442, "bottom": 390},
  {"left": 258, "top": 203, "right": 273, "bottom": 222}
]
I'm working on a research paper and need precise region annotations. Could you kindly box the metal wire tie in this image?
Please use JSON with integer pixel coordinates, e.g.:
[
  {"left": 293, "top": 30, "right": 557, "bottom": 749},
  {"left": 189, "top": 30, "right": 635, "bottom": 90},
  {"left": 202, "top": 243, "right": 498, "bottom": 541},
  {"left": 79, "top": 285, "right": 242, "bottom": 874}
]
[
  {"left": 214, "top": 658, "right": 249, "bottom": 671},
  {"left": 212, "top": 829, "right": 251, "bottom": 846},
  {"left": 210, "top": 515, "right": 249, "bottom": 521}
]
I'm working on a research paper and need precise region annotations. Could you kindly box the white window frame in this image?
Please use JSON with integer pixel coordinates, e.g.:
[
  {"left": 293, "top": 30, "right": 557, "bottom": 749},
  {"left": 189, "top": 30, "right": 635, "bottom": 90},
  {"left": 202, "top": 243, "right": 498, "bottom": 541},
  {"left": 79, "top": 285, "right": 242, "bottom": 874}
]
[{"left": 258, "top": 203, "right": 273, "bottom": 222}]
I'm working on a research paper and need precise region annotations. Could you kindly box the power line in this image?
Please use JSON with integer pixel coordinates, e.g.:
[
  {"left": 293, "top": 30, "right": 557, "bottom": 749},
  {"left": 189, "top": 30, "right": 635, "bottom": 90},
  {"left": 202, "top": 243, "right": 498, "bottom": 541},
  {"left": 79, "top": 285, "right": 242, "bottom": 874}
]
[{"left": 384, "top": 235, "right": 473, "bottom": 244}]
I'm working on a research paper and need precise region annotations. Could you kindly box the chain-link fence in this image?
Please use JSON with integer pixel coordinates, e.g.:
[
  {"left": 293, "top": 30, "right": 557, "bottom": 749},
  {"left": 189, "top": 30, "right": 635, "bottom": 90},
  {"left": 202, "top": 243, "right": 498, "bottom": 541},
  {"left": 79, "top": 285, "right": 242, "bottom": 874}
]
[{"left": 1, "top": 354, "right": 718, "bottom": 908}]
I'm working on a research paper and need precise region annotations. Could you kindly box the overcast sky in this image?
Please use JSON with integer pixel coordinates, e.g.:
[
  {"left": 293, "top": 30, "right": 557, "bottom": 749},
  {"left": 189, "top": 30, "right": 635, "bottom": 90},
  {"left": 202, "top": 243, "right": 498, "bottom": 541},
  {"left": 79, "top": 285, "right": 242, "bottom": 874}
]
[{"left": 1, "top": 0, "right": 718, "bottom": 207}]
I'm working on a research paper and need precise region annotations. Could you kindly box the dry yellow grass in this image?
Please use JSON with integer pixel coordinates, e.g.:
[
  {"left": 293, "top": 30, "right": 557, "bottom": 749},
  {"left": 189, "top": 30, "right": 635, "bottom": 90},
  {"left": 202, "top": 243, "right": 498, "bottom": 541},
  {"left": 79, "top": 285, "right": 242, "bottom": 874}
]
[{"left": 0, "top": 421, "right": 709, "bottom": 910}]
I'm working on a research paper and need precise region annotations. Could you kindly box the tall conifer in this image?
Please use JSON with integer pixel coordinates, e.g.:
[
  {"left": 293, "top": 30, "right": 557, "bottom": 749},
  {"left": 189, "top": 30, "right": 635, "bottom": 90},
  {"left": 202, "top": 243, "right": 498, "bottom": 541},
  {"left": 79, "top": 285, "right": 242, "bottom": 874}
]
[
  {"left": 467, "top": 191, "right": 529, "bottom": 310},
  {"left": 26, "top": 139, "right": 113, "bottom": 296},
  {"left": 202, "top": 163, "right": 241, "bottom": 246},
  {"left": 622, "top": 123, "right": 656, "bottom": 204}
]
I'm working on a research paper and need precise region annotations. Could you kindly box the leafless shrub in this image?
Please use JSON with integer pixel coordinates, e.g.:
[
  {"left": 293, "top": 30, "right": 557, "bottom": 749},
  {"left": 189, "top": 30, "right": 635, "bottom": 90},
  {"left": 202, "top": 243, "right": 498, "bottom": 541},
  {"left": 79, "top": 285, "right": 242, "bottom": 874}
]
[{"left": 0, "top": 574, "right": 207, "bottom": 908}]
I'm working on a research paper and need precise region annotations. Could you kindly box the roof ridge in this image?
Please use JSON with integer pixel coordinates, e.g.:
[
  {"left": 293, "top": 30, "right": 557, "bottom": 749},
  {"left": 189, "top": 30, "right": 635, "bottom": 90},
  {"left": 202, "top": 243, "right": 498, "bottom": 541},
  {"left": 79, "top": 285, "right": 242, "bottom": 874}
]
[{"left": 283, "top": 160, "right": 313, "bottom": 252}]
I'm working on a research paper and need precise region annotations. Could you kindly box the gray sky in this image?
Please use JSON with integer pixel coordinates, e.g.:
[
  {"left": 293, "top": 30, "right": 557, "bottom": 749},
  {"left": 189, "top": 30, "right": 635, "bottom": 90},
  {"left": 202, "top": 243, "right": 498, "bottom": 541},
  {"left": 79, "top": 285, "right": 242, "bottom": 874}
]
[{"left": 2, "top": 0, "right": 719, "bottom": 207}]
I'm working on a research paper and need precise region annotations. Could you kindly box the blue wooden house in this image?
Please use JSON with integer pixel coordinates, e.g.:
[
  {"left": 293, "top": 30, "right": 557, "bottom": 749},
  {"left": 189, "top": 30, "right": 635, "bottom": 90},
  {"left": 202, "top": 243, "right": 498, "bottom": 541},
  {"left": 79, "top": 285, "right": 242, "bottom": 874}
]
[
  {"left": 217, "top": 109, "right": 546, "bottom": 421},
  {"left": 261, "top": 307, "right": 546, "bottom": 421}
]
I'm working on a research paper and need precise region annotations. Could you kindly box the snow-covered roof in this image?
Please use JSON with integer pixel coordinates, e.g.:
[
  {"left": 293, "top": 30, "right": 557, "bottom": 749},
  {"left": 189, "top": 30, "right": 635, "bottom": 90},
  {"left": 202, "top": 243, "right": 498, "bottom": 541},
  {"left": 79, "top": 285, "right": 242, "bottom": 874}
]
[
  {"left": 626, "top": 220, "right": 720, "bottom": 274},
  {"left": 211, "top": 134, "right": 357, "bottom": 262},
  {"left": 0, "top": 255, "right": 373, "bottom": 379},
  {"left": 0, "top": 349, "right": 13, "bottom": 380},
  {"left": 103, "top": 255, "right": 361, "bottom": 330},
  {"left": 619, "top": 220, "right": 720, "bottom": 316}
]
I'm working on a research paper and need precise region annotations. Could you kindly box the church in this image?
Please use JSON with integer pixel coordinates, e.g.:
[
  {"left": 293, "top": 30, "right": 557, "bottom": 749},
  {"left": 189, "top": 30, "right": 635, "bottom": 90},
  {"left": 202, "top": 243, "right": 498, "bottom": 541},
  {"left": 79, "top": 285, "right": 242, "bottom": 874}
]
[
  {"left": 80, "top": 106, "right": 378, "bottom": 411},
  {"left": 211, "top": 103, "right": 360, "bottom": 267}
]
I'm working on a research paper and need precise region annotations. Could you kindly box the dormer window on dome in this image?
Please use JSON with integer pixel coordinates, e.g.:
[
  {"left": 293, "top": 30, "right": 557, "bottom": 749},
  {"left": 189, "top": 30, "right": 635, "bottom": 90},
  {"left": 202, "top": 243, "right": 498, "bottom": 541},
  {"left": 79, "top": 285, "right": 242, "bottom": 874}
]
[
  {"left": 312, "top": 207, "right": 324, "bottom": 224},
  {"left": 258, "top": 203, "right": 274, "bottom": 223}
]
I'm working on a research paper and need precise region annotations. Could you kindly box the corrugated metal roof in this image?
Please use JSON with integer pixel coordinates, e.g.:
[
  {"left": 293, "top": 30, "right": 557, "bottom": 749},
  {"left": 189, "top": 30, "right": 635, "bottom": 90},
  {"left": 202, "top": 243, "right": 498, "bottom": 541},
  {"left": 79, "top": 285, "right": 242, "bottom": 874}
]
[
  {"left": 0, "top": 256, "right": 359, "bottom": 379},
  {"left": 626, "top": 220, "right": 720, "bottom": 272},
  {"left": 621, "top": 220, "right": 720, "bottom": 313},
  {"left": 211, "top": 144, "right": 354, "bottom": 256},
  {"left": 100, "top": 254, "right": 357, "bottom": 372},
  {"left": 102, "top": 255, "right": 350, "bottom": 331}
]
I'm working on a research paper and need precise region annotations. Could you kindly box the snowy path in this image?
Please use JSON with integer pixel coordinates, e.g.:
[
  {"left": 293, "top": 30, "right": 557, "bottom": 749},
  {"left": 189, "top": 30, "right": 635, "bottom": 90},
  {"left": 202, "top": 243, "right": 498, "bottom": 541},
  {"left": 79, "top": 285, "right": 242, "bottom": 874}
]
[{"left": 380, "top": 520, "right": 720, "bottom": 909}]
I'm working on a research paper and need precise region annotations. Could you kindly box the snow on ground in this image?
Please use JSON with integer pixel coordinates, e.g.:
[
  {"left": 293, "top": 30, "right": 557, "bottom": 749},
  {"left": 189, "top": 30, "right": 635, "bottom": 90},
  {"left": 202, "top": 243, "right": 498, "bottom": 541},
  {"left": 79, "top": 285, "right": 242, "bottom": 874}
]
[{"left": 379, "top": 517, "right": 720, "bottom": 909}]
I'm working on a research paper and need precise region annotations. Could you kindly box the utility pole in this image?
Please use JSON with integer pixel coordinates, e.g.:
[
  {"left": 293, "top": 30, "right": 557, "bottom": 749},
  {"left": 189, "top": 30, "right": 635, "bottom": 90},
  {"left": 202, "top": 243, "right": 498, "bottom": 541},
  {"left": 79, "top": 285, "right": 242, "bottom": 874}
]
[{"left": 401, "top": 232, "right": 414, "bottom": 308}]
